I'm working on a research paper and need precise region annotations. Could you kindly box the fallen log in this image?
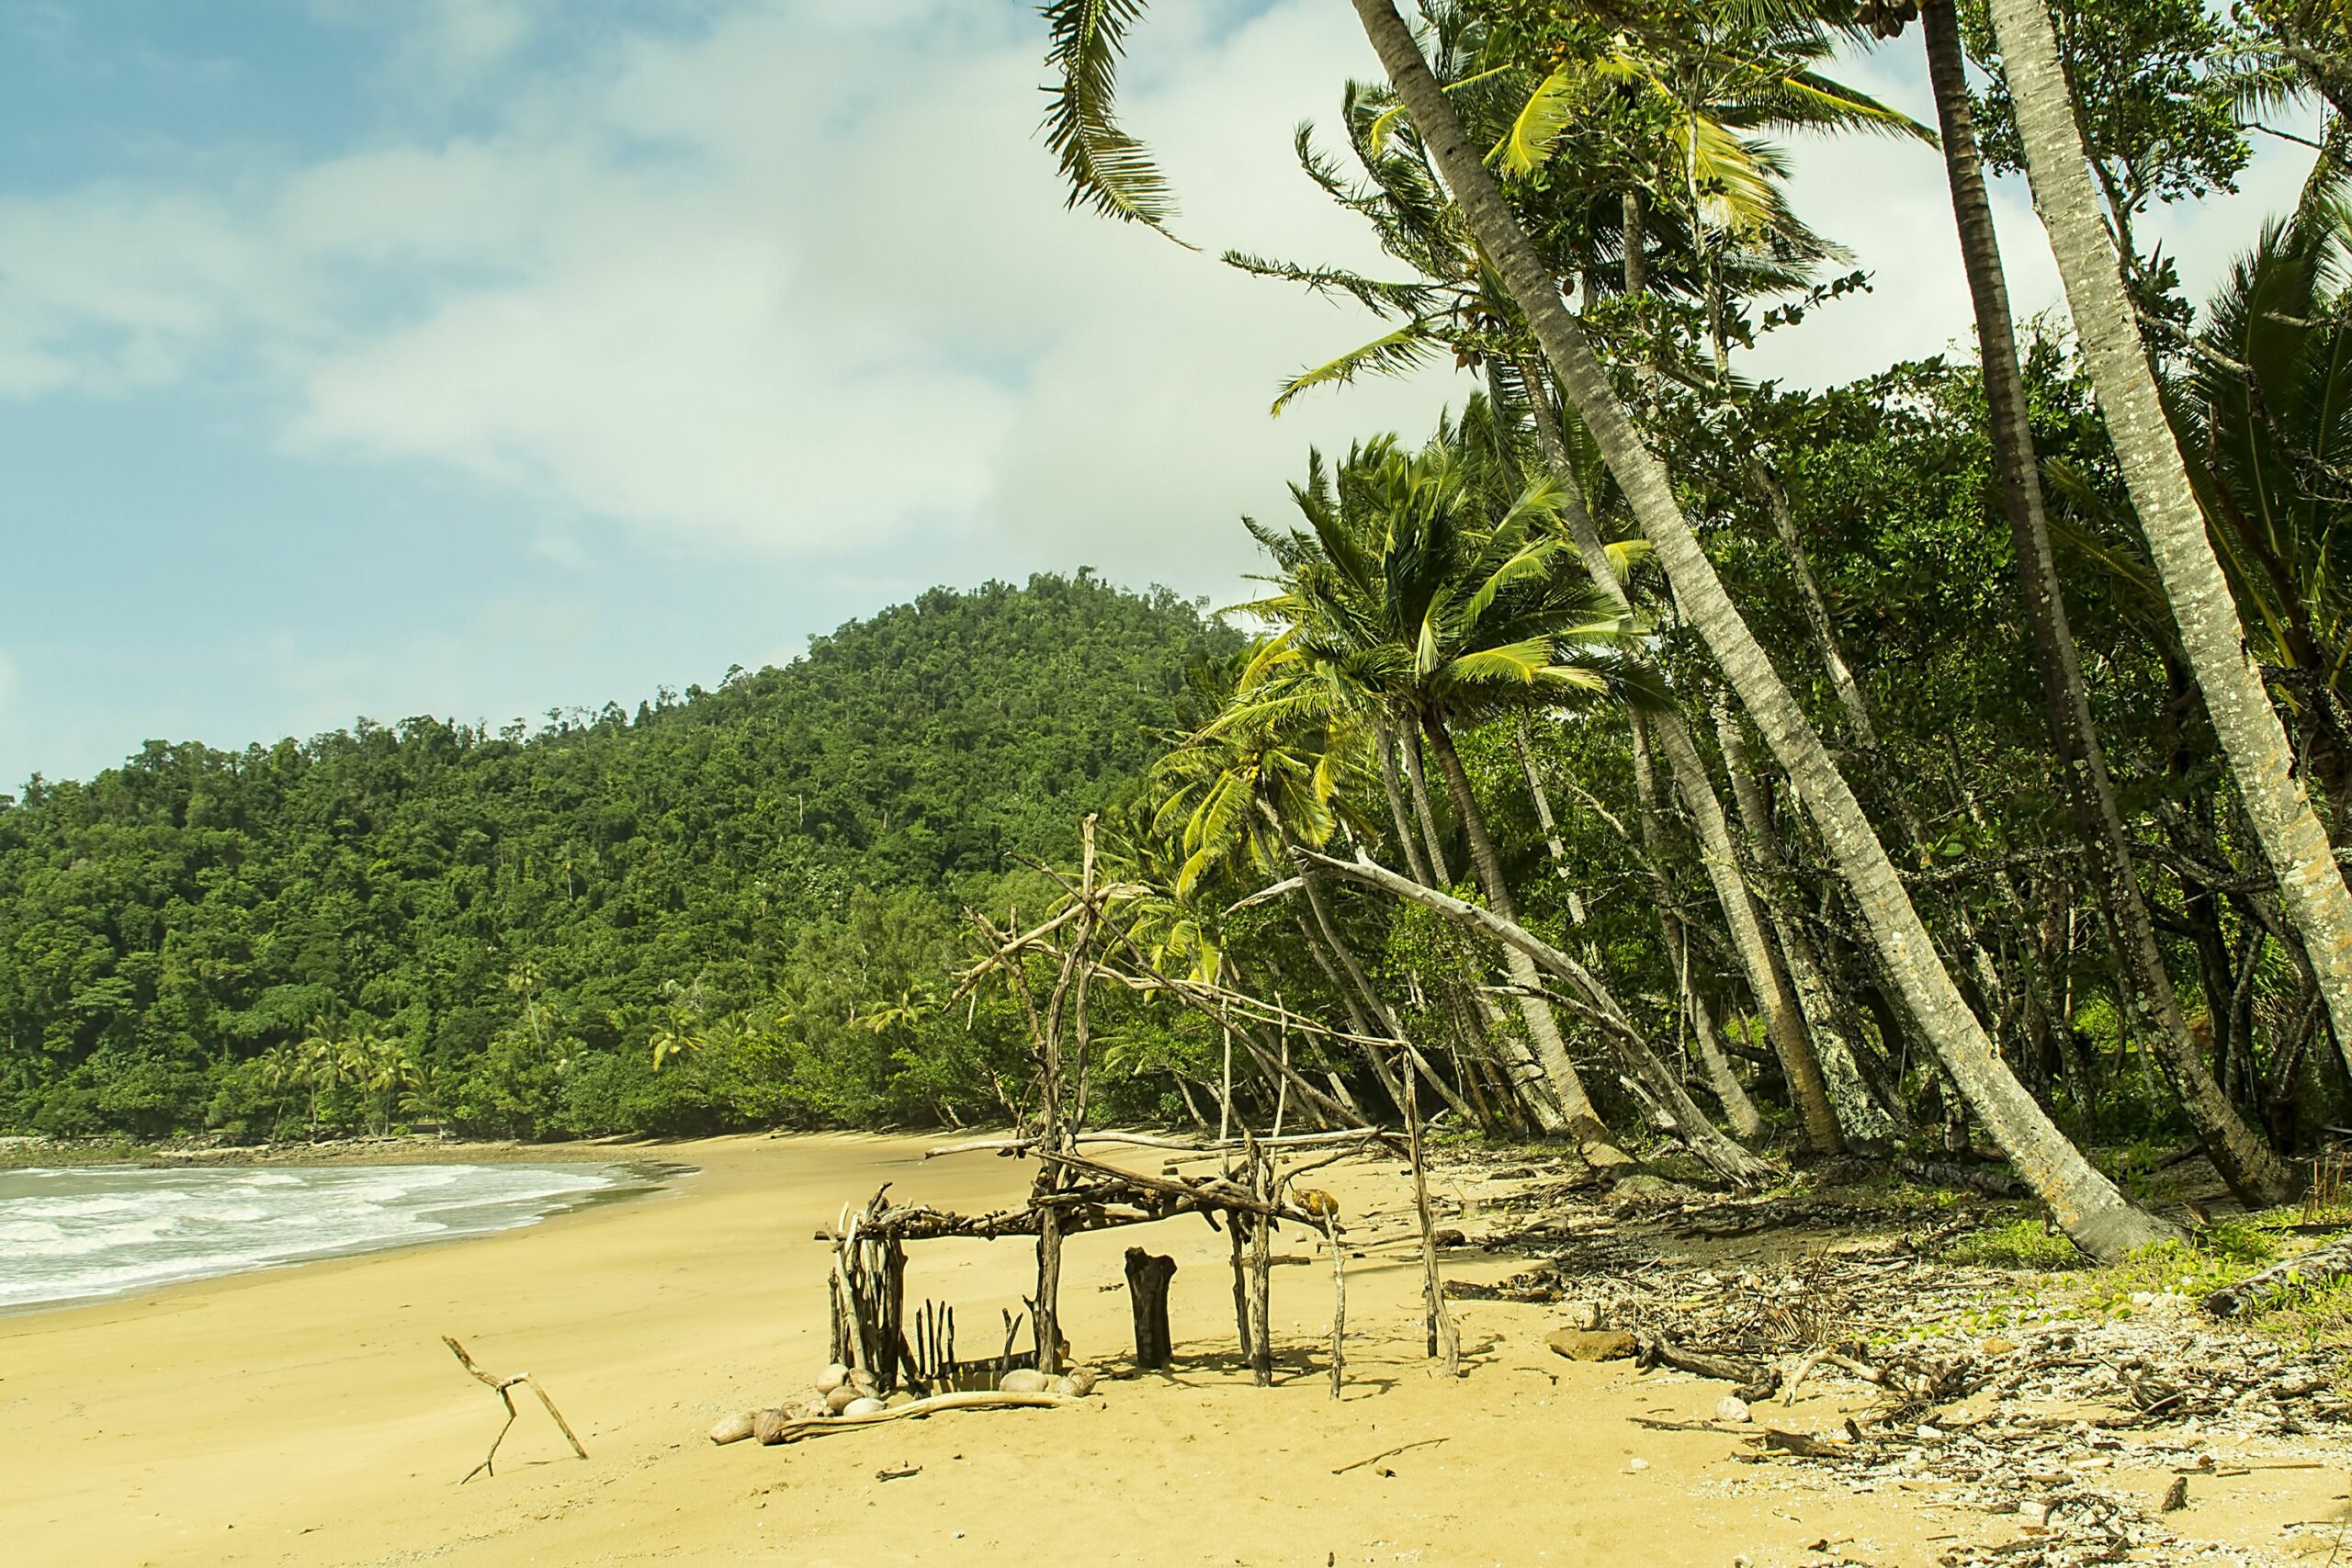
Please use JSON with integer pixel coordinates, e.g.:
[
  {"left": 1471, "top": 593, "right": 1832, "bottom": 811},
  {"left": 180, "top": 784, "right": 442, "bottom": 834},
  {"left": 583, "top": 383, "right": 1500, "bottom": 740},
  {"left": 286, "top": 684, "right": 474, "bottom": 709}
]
[
  {"left": 2205, "top": 1238, "right": 2352, "bottom": 1316},
  {"left": 1636, "top": 1331, "right": 1781, "bottom": 1404}
]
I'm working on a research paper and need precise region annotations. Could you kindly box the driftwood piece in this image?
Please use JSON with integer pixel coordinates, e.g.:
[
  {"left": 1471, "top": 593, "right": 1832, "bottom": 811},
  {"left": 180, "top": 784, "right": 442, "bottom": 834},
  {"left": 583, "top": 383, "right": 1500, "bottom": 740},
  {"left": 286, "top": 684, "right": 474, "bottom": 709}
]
[
  {"left": 2205, "top": 1238, "right": 2352, "bottom": 1315},
  {"left": 1637, "top": 1332, "right": 1781, "bottom": 1404},
  {"left": 749, "top": 1390, "right": 1070, "bottom": 1446},
  {"left": 1323, "top": 1210, "right": 1346, "bottom": 1401},
  {"left": 1124, "top": 1247, "right": 1177, "bottom": 1370},
  {"left": 442, "top": 1336, "right": 588, "bottom": 1483}
]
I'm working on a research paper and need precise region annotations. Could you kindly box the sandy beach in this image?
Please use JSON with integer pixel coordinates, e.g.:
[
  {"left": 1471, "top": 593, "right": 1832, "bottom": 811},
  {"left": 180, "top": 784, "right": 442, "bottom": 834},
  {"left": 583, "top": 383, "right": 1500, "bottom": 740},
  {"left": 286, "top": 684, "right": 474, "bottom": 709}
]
[{"left": 2, "top": 1134, "right": 2335, "bottom": 1568}]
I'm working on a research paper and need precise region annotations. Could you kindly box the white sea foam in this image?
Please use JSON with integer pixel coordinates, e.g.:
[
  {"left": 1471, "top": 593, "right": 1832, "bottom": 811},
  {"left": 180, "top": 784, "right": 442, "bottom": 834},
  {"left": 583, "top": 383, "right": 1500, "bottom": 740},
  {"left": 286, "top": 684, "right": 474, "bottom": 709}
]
[{"left": 0, "top": 1163, "right": 629, "bottom": 1310}]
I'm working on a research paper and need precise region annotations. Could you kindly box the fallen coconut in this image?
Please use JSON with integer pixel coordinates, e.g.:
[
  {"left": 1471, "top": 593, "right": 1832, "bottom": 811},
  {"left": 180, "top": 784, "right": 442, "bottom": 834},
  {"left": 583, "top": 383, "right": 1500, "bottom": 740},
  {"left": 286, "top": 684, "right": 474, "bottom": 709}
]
[
  {"left": 814, "top": 1363, "right": 849, "bottom": 1394},
  {"left": 842, "top": 1396, "right": 888, "bottom": 1417},
  {"left": 849, "top": 1369, "right": 880, "bottom": 1396},
  {"left": 1714, "top": 1395, "right": 1751, "bottom": 1425},
  {"left": 825, "top": 1385, "right": 862, "bottom": 1415},
  {"left": 998, "top": 1369, "right": 1053, "bottom": 1394},
  {"left": 752, "top": 1407, "right": 793, "bottom": 1446},
  {"left": 708, "top": 1411, "right": 756, "bottom": 1446},
  {"left": 1057, "top": 1367, "right": 1098, "bottom": 1398}
]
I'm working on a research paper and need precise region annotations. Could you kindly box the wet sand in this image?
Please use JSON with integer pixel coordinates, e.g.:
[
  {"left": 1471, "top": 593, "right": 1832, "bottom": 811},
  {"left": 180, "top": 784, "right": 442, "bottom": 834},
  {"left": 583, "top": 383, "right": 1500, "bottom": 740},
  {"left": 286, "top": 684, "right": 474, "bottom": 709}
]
[{"left": 0, "top": 1133, "right": 2330, "bottom": 1566}]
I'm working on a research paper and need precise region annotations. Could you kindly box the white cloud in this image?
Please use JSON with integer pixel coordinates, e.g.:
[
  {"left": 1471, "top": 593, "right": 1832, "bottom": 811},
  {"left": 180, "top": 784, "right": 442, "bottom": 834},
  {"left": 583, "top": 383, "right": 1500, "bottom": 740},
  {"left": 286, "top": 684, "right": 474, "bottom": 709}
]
[{"left": 0, "top": 1, "right": 1463, "bottom": 583}]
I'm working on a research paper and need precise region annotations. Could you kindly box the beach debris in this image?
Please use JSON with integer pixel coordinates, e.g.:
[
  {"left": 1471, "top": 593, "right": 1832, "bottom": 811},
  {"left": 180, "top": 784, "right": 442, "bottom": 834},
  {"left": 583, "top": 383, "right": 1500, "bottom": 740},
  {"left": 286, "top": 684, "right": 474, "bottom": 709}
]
[
  {"left": 708, "top": 1412, "right": 756, "bottom": 1446},
  {"left": 1547, "top": 1327, "right": 1636, "bottom": 1362},
  {"left": 997, "top": 1369, "right": 1054, "bottom": 1393},
  {"left": 2203, "top": 1236, "right": 2352, "bottom": 1316},
  {"left": 441, "top": 1336, "right": 588, "bottom": 1483},
  {"left": 731, "top": 1390, "right": 1076, "bottom": 1448},
  {"left": 1714, "top": 1395, "right": 1752, "bottom": 1424},
  {"left": 1331, "top": 1438, "right": 1448, "bottom": 1475}
]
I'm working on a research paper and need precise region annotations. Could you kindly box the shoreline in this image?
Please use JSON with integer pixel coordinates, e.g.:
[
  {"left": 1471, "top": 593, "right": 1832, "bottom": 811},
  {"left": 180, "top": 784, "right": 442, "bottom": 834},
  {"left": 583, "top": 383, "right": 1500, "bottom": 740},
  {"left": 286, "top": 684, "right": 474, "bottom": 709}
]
[
  {"left": 0, "top": 1156, "right": 695, "bottom": 1321},
  {"left": 0, "top": 1129, "right": 689, "bottom": 1171},
  {"left": 1, "top": 1132, "right": 2332, "bottom": 1567}
]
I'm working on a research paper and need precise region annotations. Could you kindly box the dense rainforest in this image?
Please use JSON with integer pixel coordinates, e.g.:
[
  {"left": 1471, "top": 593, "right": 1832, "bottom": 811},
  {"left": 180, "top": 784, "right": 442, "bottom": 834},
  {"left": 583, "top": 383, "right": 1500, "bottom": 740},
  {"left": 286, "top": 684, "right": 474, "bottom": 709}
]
[{"left": 0, "top": 575, "right": 1238, "bottom": 1140}]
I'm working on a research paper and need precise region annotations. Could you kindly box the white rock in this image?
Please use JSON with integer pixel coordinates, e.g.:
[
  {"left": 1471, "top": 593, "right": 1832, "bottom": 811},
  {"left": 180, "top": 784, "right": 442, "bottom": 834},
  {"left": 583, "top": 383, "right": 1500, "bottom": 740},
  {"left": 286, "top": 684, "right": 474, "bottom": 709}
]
[
  {"left": 1714, "top": 1395, "right": 1751, "bottom": 1424},
  {"left": 841, "top": 1397, "right": 887, "bottom": 1417},
  {"left": 1626, "top": 1457, "right": 1649, "bottom": 1472}
]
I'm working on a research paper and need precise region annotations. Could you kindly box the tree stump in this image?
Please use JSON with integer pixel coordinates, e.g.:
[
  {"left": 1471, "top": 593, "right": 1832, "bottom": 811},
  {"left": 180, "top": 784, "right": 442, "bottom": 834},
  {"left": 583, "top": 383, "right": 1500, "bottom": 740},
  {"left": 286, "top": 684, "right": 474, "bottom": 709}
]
[{"left": 1123, "top": 1247, "right": 1178, "bottom": 1370}]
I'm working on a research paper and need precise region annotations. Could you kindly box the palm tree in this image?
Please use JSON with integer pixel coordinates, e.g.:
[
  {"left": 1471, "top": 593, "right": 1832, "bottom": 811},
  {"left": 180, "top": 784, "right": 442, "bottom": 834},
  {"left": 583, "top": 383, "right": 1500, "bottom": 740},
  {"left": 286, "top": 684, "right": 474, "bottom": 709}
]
[
  {"left": 289, "top": 1028, "right": 345, "bottom": 1139},
  {"left": 1983, "top": 0, "right": 2352, "bottom": 1098},
  {"left": 1231, "top": 412, "right": 1674, "bottom": 1164},
  {"left": 1222, "top": 47, "right": 1863, "bottom": 1154},
  {"left": 1149, "top": 647, "right": 1480, "bottom": 1125},
  {"left": 1904, "top": 0, "right": 2297, "bottom": 1206}
]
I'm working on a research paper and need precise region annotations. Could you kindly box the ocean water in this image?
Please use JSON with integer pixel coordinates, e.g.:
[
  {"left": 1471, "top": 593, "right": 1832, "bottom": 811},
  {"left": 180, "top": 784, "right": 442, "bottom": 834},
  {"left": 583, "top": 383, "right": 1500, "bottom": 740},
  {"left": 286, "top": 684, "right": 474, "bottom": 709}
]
[{"left": 0, "top": 1162, "right": 642, "bottom": 1311}]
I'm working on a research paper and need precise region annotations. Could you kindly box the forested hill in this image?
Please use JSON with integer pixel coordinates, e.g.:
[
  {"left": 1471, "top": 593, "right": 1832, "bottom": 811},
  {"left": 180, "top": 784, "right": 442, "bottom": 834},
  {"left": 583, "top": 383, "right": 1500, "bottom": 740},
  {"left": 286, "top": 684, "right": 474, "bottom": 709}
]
[{"left": 0, "top": 574, "right": 1239, "bottom": 1140}]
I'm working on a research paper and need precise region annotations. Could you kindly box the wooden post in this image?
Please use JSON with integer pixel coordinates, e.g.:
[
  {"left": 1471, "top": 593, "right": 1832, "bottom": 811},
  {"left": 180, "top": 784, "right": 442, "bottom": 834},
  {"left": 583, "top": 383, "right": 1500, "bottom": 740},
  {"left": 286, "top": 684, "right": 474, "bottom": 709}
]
[
  {"left": 1273, "top": 997, "right": 1290, "bottom": 1138},
  {"left": 1324, "top": 1210, "right": 1346, "bottom": 1400},
  {"left": 1403, "top": 1060, "right": 1460, "bottom": 1375},
  {"left": 1219, "top": 1021, "right": 1234, "bottom": 1143},
  {"left": 1227, "top": 1210, "right": 1253, "bottom": 1362},
  {"left": 1123, "top": 1247, "right": 1178, "bottom": 1370},
  {"left": 1247, "top": 1141, "right": 1274, "bottom": 1387}
]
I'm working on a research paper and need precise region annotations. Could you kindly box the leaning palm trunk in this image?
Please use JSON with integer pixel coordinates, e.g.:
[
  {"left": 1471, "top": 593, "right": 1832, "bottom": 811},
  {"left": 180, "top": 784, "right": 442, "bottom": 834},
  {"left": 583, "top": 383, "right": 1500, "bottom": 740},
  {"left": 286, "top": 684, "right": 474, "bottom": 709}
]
[
  {"left": 1984, "top": 0, "right": 2352, "bottom": 1090},
  {"left": 1420, "top": 712, "right": 1629, "bottom": 1164},
  {"left": 1627, "top": 718, "right": 1768, "bottom": 1139},
  {"left": 1351, "top": 0, "right": 2174, "bottom": 1256},
  {"left": 1515, "top": 357, "right": 1844, "bottom": 1153},
  {"left": 1713, "top": 695, "right": 1901, "bottom": 1148},
  {"left": 1295, "top": 846, "right": 1777, "bottom": 1187},
  {"left": 1926, "top": 0, "right": 2296, "bottom": 1206}
]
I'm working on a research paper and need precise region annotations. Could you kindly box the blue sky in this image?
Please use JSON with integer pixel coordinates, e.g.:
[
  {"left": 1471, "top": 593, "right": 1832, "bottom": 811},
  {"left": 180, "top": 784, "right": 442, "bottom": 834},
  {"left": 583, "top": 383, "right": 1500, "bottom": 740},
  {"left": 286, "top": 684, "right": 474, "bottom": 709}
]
[{"left": 0, "top": 1, "right": 2315, "bottom": 790}]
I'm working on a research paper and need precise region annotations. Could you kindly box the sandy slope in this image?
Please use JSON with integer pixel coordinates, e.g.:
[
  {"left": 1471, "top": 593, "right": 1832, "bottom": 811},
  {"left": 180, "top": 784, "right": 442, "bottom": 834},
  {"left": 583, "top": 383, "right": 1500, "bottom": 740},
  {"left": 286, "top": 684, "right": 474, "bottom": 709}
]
[{"left": 0, "top": 1134, "right": 2331, "bottom": 1567}]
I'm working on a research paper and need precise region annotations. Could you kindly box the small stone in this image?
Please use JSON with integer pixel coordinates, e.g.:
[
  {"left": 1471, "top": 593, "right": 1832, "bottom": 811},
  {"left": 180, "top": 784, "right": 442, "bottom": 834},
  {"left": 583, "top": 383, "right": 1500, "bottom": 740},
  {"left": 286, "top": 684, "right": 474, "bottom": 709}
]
[
  {"left": 1626, "top": 1457, "right": 1649, "bottom": 1472},
  {"left": 1715, "top": 1395, "right": 1752, "bottom": 1424},
  {"left": 998, "top": 1369, "right": 1054, "bottom": 1393},
  {"left": 2161, "top": 1475, "right": 2188, "bottom": 1512},
  {"left": 1547, "top": 1328, "right": 1638, "bottom": 1362}
]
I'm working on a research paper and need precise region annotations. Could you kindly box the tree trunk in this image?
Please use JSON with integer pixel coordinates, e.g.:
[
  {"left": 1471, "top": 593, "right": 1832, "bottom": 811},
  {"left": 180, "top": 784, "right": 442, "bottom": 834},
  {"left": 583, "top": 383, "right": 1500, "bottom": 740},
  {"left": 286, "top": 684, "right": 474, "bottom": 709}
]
[
  {"left": 1375, "top": 716, "right": 1438, "bottom": 886},
  {"left": 1713, "top": 694, "right": 1900, "bottom": 1148},
  {"left": 1630, "top": 718, "right": 1767, "bottom": 1139},
  {"left": 1420, "top": 712, "right": 1626, "bottom": 1163},
  {"left": 1985, "top": 0, "right": 2352, "bottom": 1092},
  {"left": 1402, "top": 728, "right": 1454, "bottom": 884},
  {"left": 1516, "top": 356, "right": 1841, "bottom": 1153},
  {"left": 1923, "top": 0, "right": 2295, "bottom": 1206},
  {"left": 1353, "top": 0, "right": 2176, "bottom": 1257}
]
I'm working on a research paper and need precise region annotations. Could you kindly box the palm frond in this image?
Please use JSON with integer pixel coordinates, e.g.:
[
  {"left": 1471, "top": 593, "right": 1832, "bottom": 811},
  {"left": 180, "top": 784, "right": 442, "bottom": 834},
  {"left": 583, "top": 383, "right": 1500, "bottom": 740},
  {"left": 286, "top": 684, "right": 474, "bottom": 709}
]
[{"left": 1041, "top": 0, "right": 1189, "bottom": 243}]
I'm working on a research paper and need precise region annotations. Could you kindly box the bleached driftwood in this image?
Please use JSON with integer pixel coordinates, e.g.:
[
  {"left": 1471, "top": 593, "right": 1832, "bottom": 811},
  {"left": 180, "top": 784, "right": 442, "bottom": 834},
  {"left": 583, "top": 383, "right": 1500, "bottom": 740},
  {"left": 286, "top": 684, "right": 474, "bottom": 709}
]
[
  {"left": 443, "top": 1336, "right": 588, "bottom": 1483},
  {"left": 713, "top": 1390, "right": 1073, "bottom": 1447}
]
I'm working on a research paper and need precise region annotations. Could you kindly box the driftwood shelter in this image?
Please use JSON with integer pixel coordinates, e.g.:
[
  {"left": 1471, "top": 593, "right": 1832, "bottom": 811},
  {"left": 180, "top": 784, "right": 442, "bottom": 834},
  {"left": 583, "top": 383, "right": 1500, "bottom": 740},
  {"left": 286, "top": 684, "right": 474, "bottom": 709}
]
[{"left": 809, "top": 817, "right": 1459, "bottom": 1403}]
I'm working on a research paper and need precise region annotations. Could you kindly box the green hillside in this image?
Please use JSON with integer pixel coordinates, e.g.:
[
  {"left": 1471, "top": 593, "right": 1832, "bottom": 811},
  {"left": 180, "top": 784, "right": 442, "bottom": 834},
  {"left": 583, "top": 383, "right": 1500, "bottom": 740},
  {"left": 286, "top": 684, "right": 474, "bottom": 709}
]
[{"left": 0, "top": 573, "right": 1238, "bottom": 1139}]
